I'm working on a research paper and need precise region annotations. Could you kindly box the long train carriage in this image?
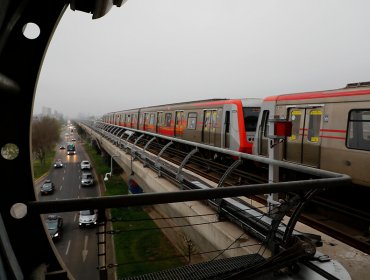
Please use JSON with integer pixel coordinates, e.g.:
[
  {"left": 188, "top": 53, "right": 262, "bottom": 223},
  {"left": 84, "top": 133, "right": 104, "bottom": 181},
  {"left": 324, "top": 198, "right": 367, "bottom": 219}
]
[
  {"left": 116, "top": 108, "right": 139, "bottom": 128},
  {"left": 253, "top": 82, "right": 370, "bottom": 187},
  {"left": 103, "top": 98, "right": 262, "bottom": 154}
]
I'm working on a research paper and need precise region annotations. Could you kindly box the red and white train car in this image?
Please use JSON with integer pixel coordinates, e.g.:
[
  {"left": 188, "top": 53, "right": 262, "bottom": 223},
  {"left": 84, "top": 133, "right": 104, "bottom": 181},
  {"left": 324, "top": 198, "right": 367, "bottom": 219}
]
[
  {"left": 102, "top": 98, "right": 262, "bottom": 154},
  {"left": 253, "top": 82, "right": 370, "bottom": 187}
]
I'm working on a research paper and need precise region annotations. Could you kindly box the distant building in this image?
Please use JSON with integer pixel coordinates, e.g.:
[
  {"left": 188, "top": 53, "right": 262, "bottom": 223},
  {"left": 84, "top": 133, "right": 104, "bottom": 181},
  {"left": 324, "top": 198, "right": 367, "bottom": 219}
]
[
  {"left": 34, "top": 106, "right": 65, "bottom": 122},
  {"left": 53, "top": 110, "right": 64, "bottom": 121}
]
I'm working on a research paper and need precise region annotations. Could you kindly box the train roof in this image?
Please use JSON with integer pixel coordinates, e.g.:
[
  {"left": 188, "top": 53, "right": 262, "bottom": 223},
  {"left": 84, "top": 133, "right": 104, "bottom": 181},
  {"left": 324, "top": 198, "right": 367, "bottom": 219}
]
[
  {"left": 264, "top": 82, "right": 370, "bottom": 102},
  {"left": 105, "top": 98, "right": 262, "bottom": 115},
  {"left": 137, "top": 98, "right": 228, "bottom": 110},
  {"left": 104, "top": 99, "right": 228, "bottom": 115}
]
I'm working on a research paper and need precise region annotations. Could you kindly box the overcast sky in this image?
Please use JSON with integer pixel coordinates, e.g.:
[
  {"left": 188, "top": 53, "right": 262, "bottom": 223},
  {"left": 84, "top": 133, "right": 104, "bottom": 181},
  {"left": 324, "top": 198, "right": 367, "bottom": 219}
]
[{"left": 34, "top": 0, "right": 370, "bottom": 119}]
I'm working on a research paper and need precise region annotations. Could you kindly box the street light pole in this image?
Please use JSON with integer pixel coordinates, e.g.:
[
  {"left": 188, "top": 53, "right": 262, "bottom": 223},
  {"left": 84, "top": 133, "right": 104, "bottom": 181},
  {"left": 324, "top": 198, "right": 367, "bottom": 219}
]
[{"left": 104, "top": 154, "right": 119, "bottom": 181}]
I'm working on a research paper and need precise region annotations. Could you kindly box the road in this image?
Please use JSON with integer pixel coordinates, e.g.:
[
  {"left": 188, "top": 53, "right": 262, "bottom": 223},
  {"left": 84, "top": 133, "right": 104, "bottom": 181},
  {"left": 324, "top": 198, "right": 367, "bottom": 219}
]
[{"left": 37, "top": 131, "right": 100, "bottom": 280}]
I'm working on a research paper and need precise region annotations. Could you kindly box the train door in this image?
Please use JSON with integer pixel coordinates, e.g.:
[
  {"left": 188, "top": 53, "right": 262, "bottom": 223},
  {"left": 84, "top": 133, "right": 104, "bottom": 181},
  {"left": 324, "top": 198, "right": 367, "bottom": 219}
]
[
  {"left": 224, "top": 111, "right": 230, "bottom": 148},
  {"left": 132, "top": 114, "right": 138, "bottom": 129},
  {"left": 285, "top": 107, "right": 323, "bottom": 167},
  {"left": 139, "top": 113, "right": 144, "bottom": 130},
  {"left": 148, "top": 113, "right": 155, "bottom": 132},
  {"left": 202, "top": 110, "right": 217, "bottom": 145},
  {"left": 143, "top": 113, "right": 149, "bottom": 130},
  {"left": 257, "top": 110, "right": 269, "bottom": 157},
  {"left": 122, "top": 114, "right": 126, "bottom": 126},
  {"left": 174, "top": 111, "right": 184, "bottom": 137},
  {"left": 127, "top": 115, "right": 131, "bottom": 128},
  {"left": 156, "top": 112, "right": 163, "bottom": 133}
]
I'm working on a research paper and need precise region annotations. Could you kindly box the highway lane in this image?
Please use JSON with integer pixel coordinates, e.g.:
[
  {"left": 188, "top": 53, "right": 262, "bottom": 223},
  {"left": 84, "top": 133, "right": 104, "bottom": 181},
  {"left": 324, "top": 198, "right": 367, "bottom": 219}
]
[{"left": 37, "top": 133, "right": 100, "bottom": 280}]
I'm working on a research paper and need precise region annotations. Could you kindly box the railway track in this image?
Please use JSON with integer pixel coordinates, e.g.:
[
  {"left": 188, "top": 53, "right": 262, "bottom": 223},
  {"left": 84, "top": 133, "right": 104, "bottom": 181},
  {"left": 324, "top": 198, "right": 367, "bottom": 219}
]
[
  {"left": 129, "top": 135, "right": 370, "bottom": 254},
  {"left": 301, "top": 196, "right": 370, "bottom": 254}
]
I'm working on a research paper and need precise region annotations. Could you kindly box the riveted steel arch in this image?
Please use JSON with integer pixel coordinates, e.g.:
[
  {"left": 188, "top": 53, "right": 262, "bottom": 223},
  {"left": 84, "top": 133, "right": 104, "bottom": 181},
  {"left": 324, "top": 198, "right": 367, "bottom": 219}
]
[
  {"left": 0, "top": 1, "right": 124, "bottom": 278},
  {"left": 0, "top": 0, "right": 70, "bottom": 277}
]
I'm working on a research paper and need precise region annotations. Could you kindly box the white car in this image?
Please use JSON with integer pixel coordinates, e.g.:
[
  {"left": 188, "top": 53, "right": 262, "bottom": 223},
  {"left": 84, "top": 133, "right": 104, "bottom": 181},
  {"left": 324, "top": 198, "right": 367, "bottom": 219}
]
[
  {"left": 79, "top": 210, "right": 98, "bottom": 227},
  {"left": 54, "top": 159, "right": 63, "bottom": 168},
  {"left": 80, "top": 160, "right": 91, "bottom": 170},
  {"left": 81, "top": 172, "right": 94, "bottom": 186}
]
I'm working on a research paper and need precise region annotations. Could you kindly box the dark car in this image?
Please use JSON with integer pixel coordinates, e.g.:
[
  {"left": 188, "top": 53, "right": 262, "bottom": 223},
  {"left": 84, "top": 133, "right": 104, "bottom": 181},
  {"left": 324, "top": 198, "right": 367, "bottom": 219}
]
[
  {"left": 40, "top": 180, "right": 55, "bottom": 195},
  {"left": 45, "top": 215, "right": 63, "bottom": 241},
  {"left": 59, "top": 145, "right": 65, "bottom": 149},
  {"left": 54, "top": 159, "right": 63, "bottom": 168}
]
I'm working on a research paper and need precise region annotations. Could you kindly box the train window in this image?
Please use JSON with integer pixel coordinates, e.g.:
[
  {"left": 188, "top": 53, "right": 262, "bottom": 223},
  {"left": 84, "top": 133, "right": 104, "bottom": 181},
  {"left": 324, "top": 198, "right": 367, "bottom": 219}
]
[
  {"left": 347, "top": 109, "right": 370, "bottom": 151},
  {"left": 290, "top": 110, "right": 301, "bottom": 141},
  {"left": 243, "top": 107, "right": 260, "bottom": 132},
  {"left": 307, "top": 110, "right": 322, "bottom": 142},
  {"left": 165, "top": 113, "right": 172, "bottom": 127},
  {"left": 149, "top": 113, "right": 155, "bottom": 125},
  {"left": 187, "top": 113, "right": 197, "bottom": 129}
]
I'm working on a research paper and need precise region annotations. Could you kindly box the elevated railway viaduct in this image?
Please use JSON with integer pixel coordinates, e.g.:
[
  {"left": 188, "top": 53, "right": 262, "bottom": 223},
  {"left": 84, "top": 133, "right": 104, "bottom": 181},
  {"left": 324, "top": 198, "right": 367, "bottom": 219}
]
[{"left": 76, "top": 120, "right": 352, "bottom": 279}]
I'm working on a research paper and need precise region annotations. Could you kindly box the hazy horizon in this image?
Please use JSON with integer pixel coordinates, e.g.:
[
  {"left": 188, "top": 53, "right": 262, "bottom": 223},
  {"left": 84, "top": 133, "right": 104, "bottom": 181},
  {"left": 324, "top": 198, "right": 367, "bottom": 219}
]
[{"left": 34, "top": 0, "right": 370, "bottom": 118}]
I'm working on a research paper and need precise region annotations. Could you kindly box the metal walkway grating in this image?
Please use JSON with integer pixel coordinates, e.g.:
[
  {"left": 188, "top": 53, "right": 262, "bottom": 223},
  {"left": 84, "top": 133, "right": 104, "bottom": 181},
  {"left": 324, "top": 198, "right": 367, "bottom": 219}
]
[{"left": 123, "top": 253, "right": 265, "bottom": 280}]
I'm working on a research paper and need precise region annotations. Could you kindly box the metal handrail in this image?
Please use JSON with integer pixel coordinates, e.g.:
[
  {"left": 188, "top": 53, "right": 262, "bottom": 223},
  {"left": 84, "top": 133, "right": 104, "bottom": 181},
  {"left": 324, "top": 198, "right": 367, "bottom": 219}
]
[{"left": 87, "top": 121, "right": 349, "bottom": 180}]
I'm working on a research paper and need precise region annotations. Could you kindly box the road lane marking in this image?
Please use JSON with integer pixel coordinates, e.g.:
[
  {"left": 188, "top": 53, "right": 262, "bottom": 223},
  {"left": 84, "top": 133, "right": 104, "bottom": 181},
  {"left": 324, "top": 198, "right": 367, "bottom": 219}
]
[
  {"left": 60, "top": 185, "right": 63, "bottom": 191},
  {"left": 62, "top": 177, "right": 64, "bottom": 181},
  {"left": 82, "top": 235, "right": 89, "bottom": 262},
  {"left": 74, "top": 213, "right": 77, "bottom": 222},
  {"left": 65, "top": 240, "right": 71, "bottom": 255}
]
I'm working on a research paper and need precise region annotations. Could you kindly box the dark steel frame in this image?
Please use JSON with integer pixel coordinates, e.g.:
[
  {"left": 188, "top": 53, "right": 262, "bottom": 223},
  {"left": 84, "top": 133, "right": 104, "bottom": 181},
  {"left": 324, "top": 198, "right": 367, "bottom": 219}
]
[
  {"left": 0, "top": 1, "right": 352, "bottom": 279},
  {"left": 0, "top": 0, "right": 124, "bottom": 278}
]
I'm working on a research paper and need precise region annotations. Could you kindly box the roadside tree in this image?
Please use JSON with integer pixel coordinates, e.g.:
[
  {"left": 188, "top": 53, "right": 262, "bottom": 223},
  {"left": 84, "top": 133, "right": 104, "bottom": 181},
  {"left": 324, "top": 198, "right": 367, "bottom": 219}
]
[{"left": 32, "top": 117, "right": 61, "bottom": 165}]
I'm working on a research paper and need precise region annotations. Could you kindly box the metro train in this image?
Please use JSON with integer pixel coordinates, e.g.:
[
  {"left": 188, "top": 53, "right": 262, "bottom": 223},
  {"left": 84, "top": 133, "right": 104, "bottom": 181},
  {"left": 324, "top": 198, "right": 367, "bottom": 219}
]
[
  {"left": 102, "top": 98, "right": 262, "bottom": 154},
  {"left": 101, "top": 82, "right": 370, "bottom": 187}
]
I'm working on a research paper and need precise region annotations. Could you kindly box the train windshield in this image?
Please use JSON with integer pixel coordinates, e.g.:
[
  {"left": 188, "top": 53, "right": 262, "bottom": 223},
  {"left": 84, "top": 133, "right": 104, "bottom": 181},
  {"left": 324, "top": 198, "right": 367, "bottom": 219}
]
[{"left": 243, "top": 107, "right": 260, "bottom": 132}]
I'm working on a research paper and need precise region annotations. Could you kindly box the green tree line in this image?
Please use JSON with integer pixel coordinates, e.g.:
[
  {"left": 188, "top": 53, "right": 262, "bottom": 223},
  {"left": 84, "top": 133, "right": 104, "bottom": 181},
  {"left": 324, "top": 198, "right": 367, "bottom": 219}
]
[{"left": 32, "top": 116, "right": 61, "bottom": 165}]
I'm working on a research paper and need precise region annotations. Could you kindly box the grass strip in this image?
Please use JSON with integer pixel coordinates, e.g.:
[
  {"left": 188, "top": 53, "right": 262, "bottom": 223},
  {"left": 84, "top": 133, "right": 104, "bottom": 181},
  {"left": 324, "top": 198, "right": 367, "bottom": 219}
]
[
  {"left": 83, "top": 142, "right": 185, "bottom": 278},
  {"left": 33, "top": 151, "right": 56, "bottom": 179}
]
